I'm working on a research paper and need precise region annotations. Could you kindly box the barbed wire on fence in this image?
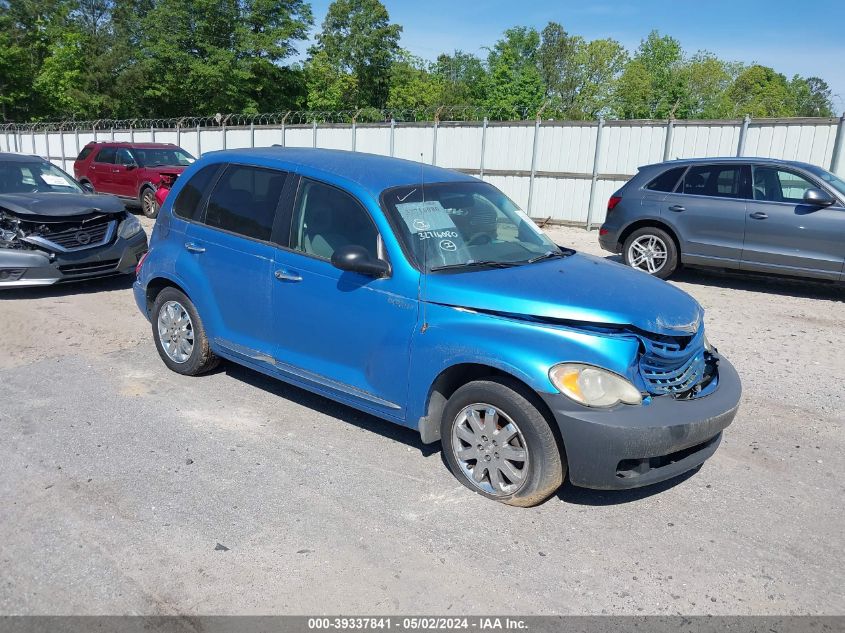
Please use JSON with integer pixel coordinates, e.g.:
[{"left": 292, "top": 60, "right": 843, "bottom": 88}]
[{"left": 0, "top": 105, "right": 551, "bottom": 132}]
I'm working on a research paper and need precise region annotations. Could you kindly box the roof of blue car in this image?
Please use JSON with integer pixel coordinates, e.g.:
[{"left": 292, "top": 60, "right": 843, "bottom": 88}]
[{"left": 202, "top": 147, "right": 476, "bottom": 198}]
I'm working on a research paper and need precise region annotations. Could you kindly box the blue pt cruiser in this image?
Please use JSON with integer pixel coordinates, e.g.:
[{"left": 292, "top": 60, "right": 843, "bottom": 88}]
[{"left": 134, "top": 148, "right": 741, "bottom": 506}]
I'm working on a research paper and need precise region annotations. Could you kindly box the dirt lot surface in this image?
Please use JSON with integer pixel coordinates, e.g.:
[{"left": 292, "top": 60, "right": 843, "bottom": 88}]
[{"left": 1, "top": 217, "right": 843, "bottom": 615}]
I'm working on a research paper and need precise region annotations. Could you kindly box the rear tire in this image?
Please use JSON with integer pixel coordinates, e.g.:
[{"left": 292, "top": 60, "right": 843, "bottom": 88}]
[
  {"left": 623, "top": 226, "right": 678, "bottom": 279},
  {"left": 141, "top": 187, "right": 159, "bottom": 219},
  {"left": 440, "top": 377, "right": 565, "bottom": 507},
  {"left": 151, "top": 287, "right": 219, "bottom": 376}
]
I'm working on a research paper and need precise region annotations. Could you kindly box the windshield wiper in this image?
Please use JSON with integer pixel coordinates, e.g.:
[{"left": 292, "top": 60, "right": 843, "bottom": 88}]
[
  {"left": 429, "top": 260, "right": 522, "bottom": 272},
  {"left": 525, "top": 249, "right": 572, "bottom": 264}
]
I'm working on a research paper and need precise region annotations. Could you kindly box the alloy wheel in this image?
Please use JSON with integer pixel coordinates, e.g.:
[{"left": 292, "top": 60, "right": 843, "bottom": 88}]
[
  {"left": 627, "top": 234, "right": 668, "bottom": 274},
  {"left": 451, "top": 403, "right": 529, "bottom": 496},
  {"left": 157, "top": 300, "right": 194, "bottom": 363}
]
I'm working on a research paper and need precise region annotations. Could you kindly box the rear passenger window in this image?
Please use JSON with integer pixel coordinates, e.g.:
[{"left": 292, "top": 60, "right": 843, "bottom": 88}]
[
  {"left": 646, "top": 167, "right": 686, "bottom": 192},
  {"left": 680, "top": 165, "right": 747, "bottom": 199},
  {"left": 76, "top": 146, "right": 94, "bottom": 161},
  {"left": 95, "top": 148, "right": 116, "bottom": 164},
  {"left": 204, "top": 165, "right": 287, "bottom": 241},
  {"left": 173, "top": 165, "right": 220, "bottom": 220}
]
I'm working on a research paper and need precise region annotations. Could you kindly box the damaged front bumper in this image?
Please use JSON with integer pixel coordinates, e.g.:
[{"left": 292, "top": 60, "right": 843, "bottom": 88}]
[
  {"left": 540, "top": 353, "right": 741, "bottom": 490},
  {"left": 0, "top": 231, "right": 148, "bottom": 288}
]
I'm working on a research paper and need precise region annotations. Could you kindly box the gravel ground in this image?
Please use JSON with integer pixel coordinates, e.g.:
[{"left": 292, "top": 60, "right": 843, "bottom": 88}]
[{"left": 1, "top": 217, "right": 843, "bottom": 615}]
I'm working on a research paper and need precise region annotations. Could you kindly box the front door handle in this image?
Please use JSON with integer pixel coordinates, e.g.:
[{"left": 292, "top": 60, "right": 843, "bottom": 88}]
[
  {"left": 274, "top": 269, "right": 302, "bottom": 282},
  {"left": 749, "top": 211, "right": 768, "bottom": 220},
  {"left": 668, "top": 204, "right": 685, "bottom": 212},
  {"left": 184, "top": 242, "right": 206, "bottom": 253}
]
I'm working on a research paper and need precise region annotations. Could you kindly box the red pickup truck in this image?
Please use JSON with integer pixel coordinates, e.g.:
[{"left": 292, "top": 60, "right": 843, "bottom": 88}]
[{"left": 74, "top": 142, "right": 194, "bottom": 218}]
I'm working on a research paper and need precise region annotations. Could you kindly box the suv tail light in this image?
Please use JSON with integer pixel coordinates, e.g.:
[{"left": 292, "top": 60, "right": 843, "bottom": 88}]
[
  {"left": 135, "top": 251, "right": 149, "bottom": 276},
  {"left": 607, "top": 196, "right": 622, "bottom": 213}
]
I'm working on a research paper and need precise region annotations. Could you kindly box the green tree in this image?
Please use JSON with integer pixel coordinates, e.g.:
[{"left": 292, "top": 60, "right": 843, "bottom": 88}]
[
  {"left": 789, "top": 76, "right": 834, "bottom": 117},
  {"left": 484, "top": 26, "right": 545, "bottom": 118},
  {"left": 614, "top": 30, "right": 685, "bottom": 118},
  {"left": 305, "top": 49, "right": 359, "bottom": 110},
  {"left": 387, "top": 51, "right": 444, "bottom": 111},
  {"left": 726, "top": 64, "right": 793, "bottom": 117},
  {"left": 433, "top": 50, "right": 488, "bottom": 105},
  {"left": 308, "top": 0, "right": 401, "bottom": 108}
]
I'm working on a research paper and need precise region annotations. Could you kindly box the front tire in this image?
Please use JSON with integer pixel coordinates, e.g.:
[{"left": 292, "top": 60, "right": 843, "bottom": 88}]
[
  {"left": 623, "top": 226, "right": 678, "bottom": 279},
  {"left": 151, "top": 287, "right": 219, "bottom": 375},
  {"left": 141, "top": 187, "right": 159, "bottom": 219},
  {"left": 441, "top": 378, "right": 565, "bottom": 507}
]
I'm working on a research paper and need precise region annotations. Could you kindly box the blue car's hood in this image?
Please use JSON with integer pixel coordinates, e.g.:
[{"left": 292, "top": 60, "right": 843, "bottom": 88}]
[{"left": 424, "top": 253, "right": 703, "bottom": 337}]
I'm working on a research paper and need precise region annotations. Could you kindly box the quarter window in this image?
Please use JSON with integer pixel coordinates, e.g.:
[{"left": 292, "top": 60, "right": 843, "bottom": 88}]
[
  {"left": 173, "top": 165, "right": 220, "bottom": 220},
  {"left": 291, "top": 179, "right": 379, "bottom": 260},
  {"left": 76, "top": 146, "right": 94, "bottom": 161},
  {"left": 680, "top": 165, "right": 747, "bottom": 199},
  {"left": 95, "top": 147, "right": 116, "bottom": 164},
  {"left": 753, "top": 167, "right": 817, "bottom": 204},
  {"left": 646, "top": 166, "right": 687, "bottom": 192},
  {"left": 204, "top": 165, "right": 287, "bottom": 241}
]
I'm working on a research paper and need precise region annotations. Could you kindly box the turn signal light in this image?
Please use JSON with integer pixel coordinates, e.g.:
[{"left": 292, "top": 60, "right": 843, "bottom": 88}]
[{"left": 135, "top": 251, "right": 149, "bottom": 276}]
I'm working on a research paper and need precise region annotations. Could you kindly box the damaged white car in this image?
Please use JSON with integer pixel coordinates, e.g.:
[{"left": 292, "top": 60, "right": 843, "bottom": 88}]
[{"left": 0, "top": 153, "right": 148, "bottom": 288}]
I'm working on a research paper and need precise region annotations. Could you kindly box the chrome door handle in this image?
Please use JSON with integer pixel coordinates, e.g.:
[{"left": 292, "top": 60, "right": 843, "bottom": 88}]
[
  {"left": 749, "top": 211, "right": 768, "bottom": 220},
  {"left": 668, "top": 204, "right": 685, "bottom": 212},
  {"left": 274, "top": 269, "right": 302, "bottom": 282},
  {"left": 184, "top": 242, "right": 206, "bottom": 253}
]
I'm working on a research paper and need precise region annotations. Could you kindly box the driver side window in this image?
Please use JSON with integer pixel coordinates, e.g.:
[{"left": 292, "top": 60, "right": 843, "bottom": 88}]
[{"left": 290, "top": 179, "right": 379, "bottom": 261}]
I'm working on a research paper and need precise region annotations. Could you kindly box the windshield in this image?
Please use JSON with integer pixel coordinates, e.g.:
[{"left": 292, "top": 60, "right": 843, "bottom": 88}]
[
  {"left": 804, "top": 164, "right": 845, "bottom": 198},
  {"left": 0, "top": 160, "right": 83, "bottom": 194},
  {"left": 382, "top": 181, "right": 561, "bottom": 272},
  {"left": 133, "top": 148, "right": 195, "bottom": 167}
]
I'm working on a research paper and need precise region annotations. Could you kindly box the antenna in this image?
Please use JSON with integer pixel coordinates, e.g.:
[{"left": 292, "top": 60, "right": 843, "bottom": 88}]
[{"left": 420, "top": 153, "right": 429, "bottom": 333}]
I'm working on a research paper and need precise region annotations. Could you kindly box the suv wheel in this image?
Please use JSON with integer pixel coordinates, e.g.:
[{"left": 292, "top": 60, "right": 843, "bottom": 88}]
[
  {"left": 440, "top": 377, "right": 565, "bottom": 507},
  {"left": 623, "top": 226, "right": 678, "bottom": 279},
  {"left": 141, "top": 187, "right": 159, "bottom": 219},
  {"left": 151, "top": 287, "right": 219, "bottom": 375}
]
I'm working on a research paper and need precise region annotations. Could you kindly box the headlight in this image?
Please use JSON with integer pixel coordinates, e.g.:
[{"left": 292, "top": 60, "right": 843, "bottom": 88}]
[
  {"left": 117, "top": 213, "right": 142, "bottom": 239},
  {"left": 549, "top": 363, "right": 642, "bottom": 407}
]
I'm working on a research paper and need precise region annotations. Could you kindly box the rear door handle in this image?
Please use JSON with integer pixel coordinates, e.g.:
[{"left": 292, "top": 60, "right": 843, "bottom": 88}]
[
  {"left": 184, "top": 242, "right": 206, "bottom": 253},
  {"left": 749, "top": 211, "right": 768, "bottom": 220},
  {"left": 274, "top": 269, "right": 302, "bottom": 282},
  {"left": 668, "top": 204, "right": 685, "bottom": 212}
]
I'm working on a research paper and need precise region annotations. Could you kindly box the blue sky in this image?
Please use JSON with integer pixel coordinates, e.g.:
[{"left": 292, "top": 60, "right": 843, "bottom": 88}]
[{"left": 304, "top": 0, "right": 845, "bottom": 113}]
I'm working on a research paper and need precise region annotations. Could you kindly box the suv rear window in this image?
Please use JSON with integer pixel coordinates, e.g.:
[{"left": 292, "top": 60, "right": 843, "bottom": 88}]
[
  {"left": 95, "top": 147, "right": 116, "bottom": 164},
  {"left": 76, "top": 146, "right": 94, "bottom": 161},
  {"left": 645, "top": 166, "right": 686, "bottom": 192}
]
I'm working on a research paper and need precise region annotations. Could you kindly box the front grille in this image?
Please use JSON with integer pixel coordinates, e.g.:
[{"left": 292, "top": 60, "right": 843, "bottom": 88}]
[
  {"left": 58, "top": 259, "right": 120, "bottom": 275},
  {"left": 38, "top": 220, "right": 115, "bottom": 252},
  {"left": 639, "top": 330, "right": 707, "bottom": 397}
]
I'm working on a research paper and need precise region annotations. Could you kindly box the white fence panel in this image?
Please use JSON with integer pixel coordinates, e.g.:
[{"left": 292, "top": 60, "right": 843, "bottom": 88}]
[
  {"left": 6, "top": 115, "right": 844, "bottom": 225},
  {"left": 536, "top": 124, "right": 598, "bottom": 175},
  {"left": 599, "top": 124, "right": 666, "bottom": 175},
  {"left": 436, "top": 123, "right": 483, "bottom": 170},
  {"left": 744, "top": 122, "right": 838, "bottom": 166},
  {"left": 317, "top": 126, "right": 352, "bottom": 151},
  {"left": 393, "top": 125, "right": 433, "bottom": 164},
  {"left": 225, "top": 128, "right": 252, "bottom": 150},
  {"left": 356, "top": 126, "right": 391, "bottom": 156},
  {"left": 285, "top": 126, "right": 313, "bottom": 148},
  {"left": 670, "top": 123, "right": 741, "bottom": 159}
]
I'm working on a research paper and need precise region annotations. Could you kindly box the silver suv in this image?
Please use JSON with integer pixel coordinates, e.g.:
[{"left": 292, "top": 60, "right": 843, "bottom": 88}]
[{"left": 598, "top": 158, "right": 845, "bottom": 281}]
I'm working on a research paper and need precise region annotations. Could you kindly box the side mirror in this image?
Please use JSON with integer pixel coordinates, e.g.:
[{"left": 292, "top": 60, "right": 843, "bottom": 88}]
[
  {"left": 79, "top": 181, "right": 94, "bottom": 193},
  {"left": 125, "top": 162, "right": 138, "bottom": 170},
  {"left": 330, "top": 245, "right": 390, "bottom": 278},
  {"left": 803, "top": 188, "right": 835, "bottom": 207}
]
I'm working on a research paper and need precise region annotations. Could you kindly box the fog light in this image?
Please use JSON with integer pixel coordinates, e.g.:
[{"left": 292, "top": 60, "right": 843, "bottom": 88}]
[{"left": 0, "top": 268, "right": 25, "bottom": 282}]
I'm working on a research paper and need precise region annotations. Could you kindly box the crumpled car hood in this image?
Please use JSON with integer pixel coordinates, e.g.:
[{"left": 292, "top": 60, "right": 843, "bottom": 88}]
[
  {"left": 424, "top": 252, "right": 703, "bottom": 337},
  {"left": 0, "top": 192, "right": 126, "bottom": 217}
]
